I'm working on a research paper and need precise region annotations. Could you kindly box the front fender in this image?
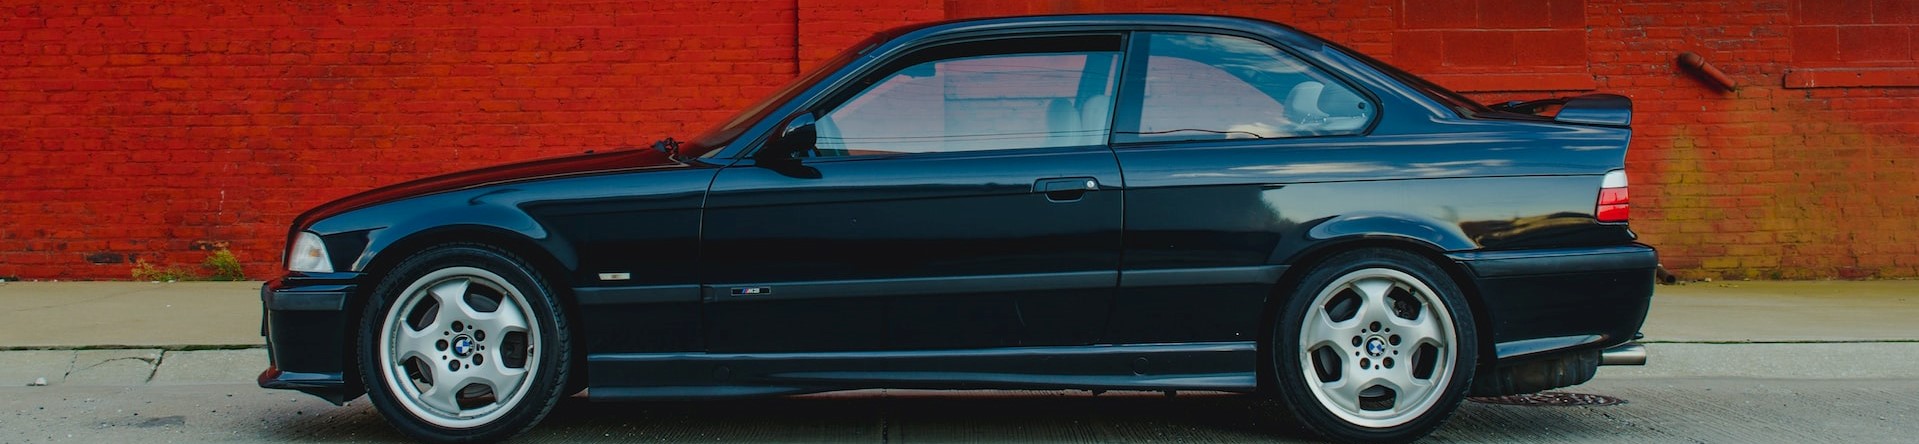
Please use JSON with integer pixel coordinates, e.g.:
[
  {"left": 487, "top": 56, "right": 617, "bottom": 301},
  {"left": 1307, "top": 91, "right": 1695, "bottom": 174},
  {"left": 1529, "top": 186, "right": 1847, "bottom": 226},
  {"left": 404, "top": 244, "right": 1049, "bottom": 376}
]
[{"left": 310, "top": 187, "right": 574, "bottom": 274}]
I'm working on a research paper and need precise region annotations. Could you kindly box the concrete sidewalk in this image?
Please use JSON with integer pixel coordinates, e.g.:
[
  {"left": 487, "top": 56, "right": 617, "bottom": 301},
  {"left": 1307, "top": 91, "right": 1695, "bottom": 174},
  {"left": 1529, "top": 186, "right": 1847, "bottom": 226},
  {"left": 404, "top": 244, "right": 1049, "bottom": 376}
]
[{"left": 3, "top": 279, "right": 1916, "bottom": 349}]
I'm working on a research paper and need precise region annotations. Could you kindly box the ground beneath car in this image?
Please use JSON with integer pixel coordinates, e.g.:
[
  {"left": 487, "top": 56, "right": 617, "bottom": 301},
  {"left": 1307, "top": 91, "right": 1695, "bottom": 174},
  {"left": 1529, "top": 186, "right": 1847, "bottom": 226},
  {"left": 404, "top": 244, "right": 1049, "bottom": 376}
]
[{"left": 2, "top": 344, "right": 1914, "bottom": 443}]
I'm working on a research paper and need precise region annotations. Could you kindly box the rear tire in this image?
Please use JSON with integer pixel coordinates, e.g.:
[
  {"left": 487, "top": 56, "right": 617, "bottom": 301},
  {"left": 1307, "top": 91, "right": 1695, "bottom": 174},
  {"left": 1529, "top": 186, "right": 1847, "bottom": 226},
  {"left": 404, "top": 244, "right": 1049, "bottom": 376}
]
[
  {"left": 358, "top": 244, "right": 571, "bottom": 443},
  {"left": 1270, "top": 248, "right": 1477, "bottom": 443}
]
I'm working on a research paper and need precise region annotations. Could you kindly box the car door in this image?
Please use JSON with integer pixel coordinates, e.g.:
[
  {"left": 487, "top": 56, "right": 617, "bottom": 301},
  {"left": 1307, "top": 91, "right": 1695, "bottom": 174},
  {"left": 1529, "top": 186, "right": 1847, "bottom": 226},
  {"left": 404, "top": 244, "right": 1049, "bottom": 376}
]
[{"left": 700, "top": 34, "right": 1127, "bottom": 353}]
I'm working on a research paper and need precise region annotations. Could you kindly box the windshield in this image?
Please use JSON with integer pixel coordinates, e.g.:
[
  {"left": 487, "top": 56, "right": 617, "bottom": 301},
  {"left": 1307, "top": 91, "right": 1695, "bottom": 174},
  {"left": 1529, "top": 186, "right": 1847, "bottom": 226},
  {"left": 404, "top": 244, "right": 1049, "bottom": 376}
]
[{"left": 690, "top": 35, "right": 883, "bottom": 158}]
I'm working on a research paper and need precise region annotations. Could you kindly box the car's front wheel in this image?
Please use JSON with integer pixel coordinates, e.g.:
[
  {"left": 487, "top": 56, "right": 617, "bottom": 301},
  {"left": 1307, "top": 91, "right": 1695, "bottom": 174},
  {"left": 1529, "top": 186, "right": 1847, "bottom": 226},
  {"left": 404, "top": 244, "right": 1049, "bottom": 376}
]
[
  {"left": 358, "top": 244, "right": 571, "bottom": 443},
  {"left": 1271, "top": 248, "right": 1477, "bottom": 443}
]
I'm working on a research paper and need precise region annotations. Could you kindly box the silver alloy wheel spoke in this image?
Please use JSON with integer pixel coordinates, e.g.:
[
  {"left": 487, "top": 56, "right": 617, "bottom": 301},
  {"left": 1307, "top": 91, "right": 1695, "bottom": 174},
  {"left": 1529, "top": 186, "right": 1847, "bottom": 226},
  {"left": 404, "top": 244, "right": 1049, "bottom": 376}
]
[
  {"left": 1395, "top": 307, "right": 1445, "bottom": 350},
  {"left": 398, "top": 324, "right": 441, "bottom": 365},
  {"left": 416, "top": 375, "right": 463, "bottom": 413},
  {"left": 1321, "top": 374, "right": 1361, "bottom": 413},
  {"left": 1393, "top": 365, "right": 1438, "bottom": 404},
  {"left": 1351, "top": 278, "right": 1396, "bottom": 324},
  {"left": 472, "top": 358, "right": 528, "bottom": 399},
  {"left": 1304, "top": 310, "right": 1351, "bottom": 351},
  {"left": 1299, "top": 267, "right": 1455, "bottom": 429},
  {"left": 474, "top": 292, "right": 532, "bottom": 341},
  {"left": 431, "top": 278, "right": 476, "bottom": 326}
]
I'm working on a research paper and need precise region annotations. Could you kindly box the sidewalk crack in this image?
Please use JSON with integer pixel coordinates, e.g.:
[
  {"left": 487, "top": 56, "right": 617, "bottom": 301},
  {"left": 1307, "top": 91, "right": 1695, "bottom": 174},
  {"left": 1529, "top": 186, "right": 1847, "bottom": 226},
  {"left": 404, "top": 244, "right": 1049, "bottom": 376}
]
[
  {"left": 145, "top": 351, "right": 166, "bottom": 383},
  {"left": 60, "top": 351, "right": 77, "bottom": 382}
]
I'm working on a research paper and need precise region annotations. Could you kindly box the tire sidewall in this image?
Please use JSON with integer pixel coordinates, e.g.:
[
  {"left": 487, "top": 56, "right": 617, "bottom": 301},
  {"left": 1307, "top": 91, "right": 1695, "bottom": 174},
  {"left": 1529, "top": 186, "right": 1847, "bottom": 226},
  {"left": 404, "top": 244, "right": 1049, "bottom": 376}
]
[
  {"left": 1271, "top": 248, "right": 1478, "bottom": 443},
  {"left": 357, "top": 245, "right": 570, "bottom": 443}
]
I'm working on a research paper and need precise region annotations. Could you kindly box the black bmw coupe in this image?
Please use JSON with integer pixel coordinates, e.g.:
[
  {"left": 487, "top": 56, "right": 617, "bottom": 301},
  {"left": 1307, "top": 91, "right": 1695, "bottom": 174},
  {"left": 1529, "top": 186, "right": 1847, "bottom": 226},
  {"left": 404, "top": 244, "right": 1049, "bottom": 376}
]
[{"left": 259, "top": 14, "right": 1655, "bottom": 443}]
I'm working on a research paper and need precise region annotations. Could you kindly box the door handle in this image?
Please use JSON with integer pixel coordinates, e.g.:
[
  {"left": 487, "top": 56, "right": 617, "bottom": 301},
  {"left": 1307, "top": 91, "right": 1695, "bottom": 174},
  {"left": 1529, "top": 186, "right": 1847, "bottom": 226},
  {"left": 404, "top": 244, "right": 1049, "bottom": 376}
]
[{"left": 1034, "top": 177, "right": 1100, "bottom": 202}]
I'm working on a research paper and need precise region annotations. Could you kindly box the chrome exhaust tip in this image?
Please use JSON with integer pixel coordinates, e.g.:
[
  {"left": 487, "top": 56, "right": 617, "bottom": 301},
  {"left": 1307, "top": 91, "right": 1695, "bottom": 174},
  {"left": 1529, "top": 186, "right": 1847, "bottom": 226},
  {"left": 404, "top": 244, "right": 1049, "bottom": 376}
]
[{"left": 1599, "top": 342, "right": 1647, "bottom": 366}]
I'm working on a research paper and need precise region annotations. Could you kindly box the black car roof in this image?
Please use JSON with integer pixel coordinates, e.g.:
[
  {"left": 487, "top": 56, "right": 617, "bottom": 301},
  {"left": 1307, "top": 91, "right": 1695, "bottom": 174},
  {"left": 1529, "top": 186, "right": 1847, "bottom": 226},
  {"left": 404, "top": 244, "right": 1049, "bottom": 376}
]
[{"left": 872, "top": 13, "right": 1322, "bottom": 50}]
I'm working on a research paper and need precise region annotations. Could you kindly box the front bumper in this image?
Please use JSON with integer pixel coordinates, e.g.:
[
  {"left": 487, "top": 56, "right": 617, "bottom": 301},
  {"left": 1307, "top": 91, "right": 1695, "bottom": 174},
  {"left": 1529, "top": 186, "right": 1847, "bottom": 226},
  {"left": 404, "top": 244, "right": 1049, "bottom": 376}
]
[{"left": 258, "top": 276, "right": 364, "bottom": 405}]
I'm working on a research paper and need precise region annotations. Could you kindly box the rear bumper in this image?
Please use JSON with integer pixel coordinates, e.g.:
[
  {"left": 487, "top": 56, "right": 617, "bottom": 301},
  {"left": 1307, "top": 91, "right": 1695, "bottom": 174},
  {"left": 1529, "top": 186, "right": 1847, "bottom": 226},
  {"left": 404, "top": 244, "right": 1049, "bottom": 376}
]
[
  {"left": 259, "top": 276, "right": 365, "bottom": 405},
  {"left": 1450, "top": 244, "right": 1657, "bottom": 362}
]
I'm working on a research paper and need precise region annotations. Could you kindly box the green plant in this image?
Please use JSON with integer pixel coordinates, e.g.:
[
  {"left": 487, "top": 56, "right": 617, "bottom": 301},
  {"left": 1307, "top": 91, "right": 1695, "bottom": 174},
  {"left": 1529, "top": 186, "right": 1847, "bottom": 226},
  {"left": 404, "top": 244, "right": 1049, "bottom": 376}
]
[
  {"left": 129, "top": 249, "right": 246, "bottom": 281},
  {"left": 203, "top": 249, "right": 245, "bottom": 281},
  {"left": 130, "top": 261, "right": 196, "bottom": 282}
]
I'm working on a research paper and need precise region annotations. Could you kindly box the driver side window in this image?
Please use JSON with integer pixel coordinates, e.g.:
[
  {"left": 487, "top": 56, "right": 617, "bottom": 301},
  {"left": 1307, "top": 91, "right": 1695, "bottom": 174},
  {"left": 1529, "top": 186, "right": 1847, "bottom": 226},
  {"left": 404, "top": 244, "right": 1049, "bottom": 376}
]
[{"left": 814, "top": 37, "right": 1122, "bottom": 157}]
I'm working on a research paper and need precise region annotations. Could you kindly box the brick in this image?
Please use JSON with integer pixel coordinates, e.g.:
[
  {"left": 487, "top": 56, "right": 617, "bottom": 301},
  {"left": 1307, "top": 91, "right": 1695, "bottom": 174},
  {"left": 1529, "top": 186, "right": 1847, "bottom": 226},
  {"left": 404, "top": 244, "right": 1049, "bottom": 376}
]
[
  {"left": 1478, "top": 0, "right": 1554, "bottom": 28},
  {"left": 1549, "top": 0, "right": 1586, "bottom": 27},
  {"left": 1392, "top": 30, "right": 1447, "bottom": 69},
  {"left": 1836, "top": 25, "right": 1912, "bottom": 61},
  {"left": 1791, "top": 25, "right": 1841, "bottom": 62},
  {"left": 1871, "top": 0, "right": 1919, "bottom": 23},
  {"left": 1514, "top": 29, "right": 1588, "bottom": 66},
  {"left": 1800, "top": 0, "right": 1876, "bottom": 25},
  {"left": 1402, "top": 0, "right": 1478, "bottom": 29},
  {"left": 1442, "top": 30, "right": 1517, "bottom": 66}
]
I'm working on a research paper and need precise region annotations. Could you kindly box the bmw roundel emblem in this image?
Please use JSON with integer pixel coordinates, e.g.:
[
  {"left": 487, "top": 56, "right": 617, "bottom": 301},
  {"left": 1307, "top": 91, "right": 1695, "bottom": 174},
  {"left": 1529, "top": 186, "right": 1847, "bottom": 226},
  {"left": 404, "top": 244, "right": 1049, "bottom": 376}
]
[
  {"left": 1365, "top": 337, "right": 1386, "bottom": 356},
  {"left": 452, "top": 336, "right": 475, "bottom": 357}
]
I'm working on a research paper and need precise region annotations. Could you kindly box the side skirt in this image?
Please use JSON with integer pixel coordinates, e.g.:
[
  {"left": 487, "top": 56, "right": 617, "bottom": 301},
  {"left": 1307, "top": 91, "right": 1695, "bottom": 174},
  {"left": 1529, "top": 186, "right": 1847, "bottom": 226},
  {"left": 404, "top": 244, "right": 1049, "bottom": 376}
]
[{"left": 586, "top": 342, "right": 1258, "bottom": 400}]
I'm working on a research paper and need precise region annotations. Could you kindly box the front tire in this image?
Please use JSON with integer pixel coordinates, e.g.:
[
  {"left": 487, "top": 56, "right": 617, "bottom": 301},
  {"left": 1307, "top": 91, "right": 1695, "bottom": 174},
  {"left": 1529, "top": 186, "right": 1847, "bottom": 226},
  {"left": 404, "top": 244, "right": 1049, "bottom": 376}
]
[
  {"left": 358, "top": 244, "right": 571, "bottom": 443},
  {"left": 1271, "top": 248, "right": 1477, "bottom": 443}
]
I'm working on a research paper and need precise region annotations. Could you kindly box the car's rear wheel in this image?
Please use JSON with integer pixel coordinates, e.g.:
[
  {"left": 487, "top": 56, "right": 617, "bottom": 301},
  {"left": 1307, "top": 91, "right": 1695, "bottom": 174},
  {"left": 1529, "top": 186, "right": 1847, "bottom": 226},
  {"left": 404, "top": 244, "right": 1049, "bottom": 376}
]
[
  {"left": 1271, "top": 248, "right": 1477, "bottom": 443},
  {"left": 359, "top": 244, "right": 570, "bottom": 443}
]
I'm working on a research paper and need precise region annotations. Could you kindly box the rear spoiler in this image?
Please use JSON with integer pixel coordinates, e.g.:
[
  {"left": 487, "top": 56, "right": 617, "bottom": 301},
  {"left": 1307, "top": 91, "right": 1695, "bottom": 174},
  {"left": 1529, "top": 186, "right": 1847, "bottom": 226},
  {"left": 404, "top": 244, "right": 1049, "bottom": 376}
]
[{"left": 1489, "top": 93, "right": 1632, "bottom": 128}]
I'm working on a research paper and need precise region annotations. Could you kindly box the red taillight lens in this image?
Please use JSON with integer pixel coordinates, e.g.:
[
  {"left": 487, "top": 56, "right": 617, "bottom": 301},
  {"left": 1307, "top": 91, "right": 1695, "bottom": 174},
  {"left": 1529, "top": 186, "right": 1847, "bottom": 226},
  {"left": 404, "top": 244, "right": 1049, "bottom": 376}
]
[{"left": 1596, "top": 170, "right": 1629, "bottom": 223}]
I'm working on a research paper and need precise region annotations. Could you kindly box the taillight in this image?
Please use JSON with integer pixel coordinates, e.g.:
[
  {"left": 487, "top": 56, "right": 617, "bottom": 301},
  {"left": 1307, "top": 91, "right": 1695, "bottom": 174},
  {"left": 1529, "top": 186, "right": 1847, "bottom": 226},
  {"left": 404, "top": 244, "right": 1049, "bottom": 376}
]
[{"left": 1596, "top": 170, "right": 1629, "bottom": 223}]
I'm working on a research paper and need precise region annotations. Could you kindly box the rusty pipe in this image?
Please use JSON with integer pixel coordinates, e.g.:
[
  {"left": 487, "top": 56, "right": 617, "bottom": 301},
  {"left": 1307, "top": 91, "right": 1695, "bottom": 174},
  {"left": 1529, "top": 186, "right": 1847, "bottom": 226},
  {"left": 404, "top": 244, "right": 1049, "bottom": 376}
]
[{"left": 1677, "top": 52, "right": 1736, "bottom": 92}]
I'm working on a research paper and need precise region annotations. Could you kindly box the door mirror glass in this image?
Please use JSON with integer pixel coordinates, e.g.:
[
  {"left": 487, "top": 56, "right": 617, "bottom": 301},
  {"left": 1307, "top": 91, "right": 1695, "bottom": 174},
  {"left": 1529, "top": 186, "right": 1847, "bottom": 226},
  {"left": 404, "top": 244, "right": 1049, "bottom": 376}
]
[{"left": 759, "top": 112, "right": 818, "bottom": 160}]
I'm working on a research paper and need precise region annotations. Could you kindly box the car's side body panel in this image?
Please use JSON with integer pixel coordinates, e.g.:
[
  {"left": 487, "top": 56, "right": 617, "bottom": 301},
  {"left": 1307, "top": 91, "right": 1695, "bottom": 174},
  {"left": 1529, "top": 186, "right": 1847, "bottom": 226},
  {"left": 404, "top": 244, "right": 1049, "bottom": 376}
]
[
  {"left": 258, "top": 14, "right": 1655, "bottom": 408},
  {"left": 699, "top": 147, "right": 1125, "bottom": 353}
]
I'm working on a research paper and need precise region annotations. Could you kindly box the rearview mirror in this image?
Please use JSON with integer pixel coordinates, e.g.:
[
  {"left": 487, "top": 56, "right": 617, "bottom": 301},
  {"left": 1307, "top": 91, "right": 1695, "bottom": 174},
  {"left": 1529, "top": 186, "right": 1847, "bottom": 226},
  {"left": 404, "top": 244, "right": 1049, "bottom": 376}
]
[{"left": 758, "top": 113, "right": 818, "bottom": 160}]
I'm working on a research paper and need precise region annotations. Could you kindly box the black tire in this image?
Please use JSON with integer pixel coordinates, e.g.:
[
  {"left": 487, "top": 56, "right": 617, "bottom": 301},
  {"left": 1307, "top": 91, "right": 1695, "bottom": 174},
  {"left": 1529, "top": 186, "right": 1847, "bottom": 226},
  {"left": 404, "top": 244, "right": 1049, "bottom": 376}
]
[
  {"left": 357, "top": 244, "right": 571, "bottom": 443},
  {"left": 1270, "top": 248, "right": 1477, "bottom": 443}
]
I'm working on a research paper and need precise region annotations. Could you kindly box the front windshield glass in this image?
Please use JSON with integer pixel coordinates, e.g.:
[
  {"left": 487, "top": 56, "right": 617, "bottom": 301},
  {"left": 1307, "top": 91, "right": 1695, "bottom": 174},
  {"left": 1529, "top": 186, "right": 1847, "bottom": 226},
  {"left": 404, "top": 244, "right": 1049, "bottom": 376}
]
[{"left": 690, "top": 35, "right": 883, "bottom": 158}]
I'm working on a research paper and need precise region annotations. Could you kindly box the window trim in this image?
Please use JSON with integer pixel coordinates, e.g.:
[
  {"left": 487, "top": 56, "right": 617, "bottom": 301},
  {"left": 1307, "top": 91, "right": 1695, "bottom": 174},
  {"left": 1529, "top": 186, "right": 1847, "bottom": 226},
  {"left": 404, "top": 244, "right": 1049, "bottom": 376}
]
[{"left": 1111, "top": 31, "right": 1383, "bottom": 148}]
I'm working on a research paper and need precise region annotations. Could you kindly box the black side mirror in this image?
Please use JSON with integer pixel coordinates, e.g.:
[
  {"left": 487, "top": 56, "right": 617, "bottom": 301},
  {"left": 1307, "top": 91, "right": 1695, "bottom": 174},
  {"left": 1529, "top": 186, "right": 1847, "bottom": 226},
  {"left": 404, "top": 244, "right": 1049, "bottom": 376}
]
[{"left": 758, "top": 112, "right": 818, "bottom": 160}]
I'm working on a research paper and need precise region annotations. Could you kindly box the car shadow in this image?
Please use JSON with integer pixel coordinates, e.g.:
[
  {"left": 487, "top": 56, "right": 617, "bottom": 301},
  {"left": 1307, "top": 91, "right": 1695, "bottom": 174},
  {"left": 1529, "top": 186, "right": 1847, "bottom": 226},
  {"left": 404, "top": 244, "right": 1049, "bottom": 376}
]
[{"left": 265, "top": 390, "right": 1632, "bottom": 442}]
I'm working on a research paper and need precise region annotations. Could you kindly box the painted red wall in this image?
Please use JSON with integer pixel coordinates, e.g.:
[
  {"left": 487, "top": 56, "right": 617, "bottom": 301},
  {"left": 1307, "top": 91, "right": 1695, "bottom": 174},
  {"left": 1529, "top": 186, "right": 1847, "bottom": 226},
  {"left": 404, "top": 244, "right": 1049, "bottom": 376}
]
[{"left": 2, "top": 0, "right": 1914, "bottom": 280}]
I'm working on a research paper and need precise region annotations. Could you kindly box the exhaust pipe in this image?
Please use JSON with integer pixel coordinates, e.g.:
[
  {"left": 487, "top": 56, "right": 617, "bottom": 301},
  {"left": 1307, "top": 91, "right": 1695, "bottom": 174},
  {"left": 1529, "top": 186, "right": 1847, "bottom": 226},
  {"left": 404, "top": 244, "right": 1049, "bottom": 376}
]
[{"left": 1599, "top": 342, "right": 1647, "bottom": 366}]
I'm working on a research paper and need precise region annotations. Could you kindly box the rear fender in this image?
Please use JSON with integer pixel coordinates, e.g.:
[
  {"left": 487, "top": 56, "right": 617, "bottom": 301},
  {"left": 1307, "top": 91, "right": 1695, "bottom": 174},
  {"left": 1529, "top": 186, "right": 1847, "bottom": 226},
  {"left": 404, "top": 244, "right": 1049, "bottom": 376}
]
[{"left": 1270, "top": 211, "right": 1476, "bottom": 264}]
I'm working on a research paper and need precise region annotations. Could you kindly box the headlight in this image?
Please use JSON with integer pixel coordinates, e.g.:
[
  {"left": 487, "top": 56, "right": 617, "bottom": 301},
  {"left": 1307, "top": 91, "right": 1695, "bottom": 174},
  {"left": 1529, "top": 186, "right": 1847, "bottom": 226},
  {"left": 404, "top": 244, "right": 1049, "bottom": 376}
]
[{"left": 287, "top": 232, "right": 334, "bottom": 273}]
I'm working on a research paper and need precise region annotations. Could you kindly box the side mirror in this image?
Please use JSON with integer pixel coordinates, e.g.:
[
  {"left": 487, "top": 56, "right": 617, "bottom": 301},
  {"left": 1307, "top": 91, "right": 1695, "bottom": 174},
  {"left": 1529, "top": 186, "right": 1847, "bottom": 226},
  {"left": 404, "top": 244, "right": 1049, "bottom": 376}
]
[{"left": 758, "top": 112, "right": 818, "bottom": 160}]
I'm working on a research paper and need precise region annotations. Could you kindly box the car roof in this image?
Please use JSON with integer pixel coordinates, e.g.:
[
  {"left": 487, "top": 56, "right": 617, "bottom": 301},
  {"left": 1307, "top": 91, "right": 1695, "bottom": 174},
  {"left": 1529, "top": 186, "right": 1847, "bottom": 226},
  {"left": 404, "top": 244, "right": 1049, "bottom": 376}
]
[{"left": 873, "top": 13, "right": 1323, "bottom": 50}]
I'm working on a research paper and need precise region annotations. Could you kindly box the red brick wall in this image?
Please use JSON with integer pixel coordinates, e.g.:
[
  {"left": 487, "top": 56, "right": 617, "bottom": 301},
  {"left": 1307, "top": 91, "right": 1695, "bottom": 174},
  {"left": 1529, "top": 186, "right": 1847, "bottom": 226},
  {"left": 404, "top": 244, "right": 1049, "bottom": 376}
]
[{"left": 3, "top": 0, "right": 1916, "bottom": 280}]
